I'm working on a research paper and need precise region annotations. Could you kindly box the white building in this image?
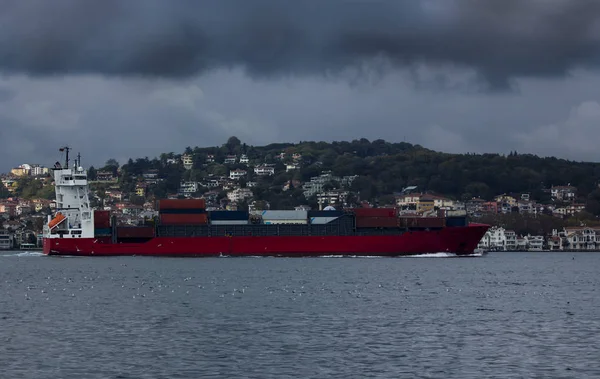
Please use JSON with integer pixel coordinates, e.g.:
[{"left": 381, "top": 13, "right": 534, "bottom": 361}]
[
  {"left": 179, "top": 181, "right": 199, "bottom": 195},
  {"left": 526, "top": 235, "right": 544, "bottom": 251},
  {"left": 254, "top": 165, "right": 275, "bottom": 176},
  {"left": 0, "top": 230, "right": 12, "bottom": 250},
  {"left": 30, "top": 165, "right": 49, "bottom": 176},
  {"left": 551, "top": 185, "right": 576, "bottom": 201},
  {"left": 316, "top": 190, "right": 349, "bottom": 207},
  {"left": 504, "top": 230, "right": 517, "bottom": 250},
  {"left": 239, "top": 154, "right": 249, "bottom": 164},
  {"left": 477, "top": 226, "right": 507, "bottom": 250},
  {"left": 182, "top": 154, "right": 194, "bottom": 170},
  {"left": 229, "top": 169, "right": 247, "bottom": 180},
  {"left": 224, "top": 155, "right": 237, "bottom": 164},
  {"left": 227, "top": 188, "right": 253, "bottom": 203}
]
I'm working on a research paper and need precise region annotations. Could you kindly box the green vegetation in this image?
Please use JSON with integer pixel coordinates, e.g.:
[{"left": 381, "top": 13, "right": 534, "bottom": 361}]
[
  {"left": 0, "top": 181, "right": 9, "bottom": 199},
  {"left": 12, "top": 176, "right": 54, "bottom": 199},
  {"left": 101, "top": 138, "right": 600, "bottom": 208}
]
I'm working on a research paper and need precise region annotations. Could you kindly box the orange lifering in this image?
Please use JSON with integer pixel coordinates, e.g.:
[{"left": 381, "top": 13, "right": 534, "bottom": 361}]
[{"left": 48, "top": 212, "right": 66, "bottom": 228}]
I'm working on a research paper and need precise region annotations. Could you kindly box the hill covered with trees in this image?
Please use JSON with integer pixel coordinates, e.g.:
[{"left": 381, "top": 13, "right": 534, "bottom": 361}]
[
  {"left": 5, "top": 136, "right": 600, "bottom": 215},
  {"left": 88, "top": 137, "right": 600, "bottom": 207}
]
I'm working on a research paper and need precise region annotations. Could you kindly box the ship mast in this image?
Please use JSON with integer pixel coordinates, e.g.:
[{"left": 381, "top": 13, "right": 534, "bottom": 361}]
[{"left": 60, "top": 146, "right": 71, "bottom": 168}]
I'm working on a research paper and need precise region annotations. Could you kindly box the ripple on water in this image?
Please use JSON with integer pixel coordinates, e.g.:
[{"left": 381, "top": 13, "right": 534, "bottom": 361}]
[{"left": 0, "top": 252, "right": 599, "bottom": 378}]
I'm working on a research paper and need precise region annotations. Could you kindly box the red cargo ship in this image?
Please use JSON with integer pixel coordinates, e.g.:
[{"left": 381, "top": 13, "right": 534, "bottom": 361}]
[{"left": 43, "top": 148, "right": 489, "bottom": 257}]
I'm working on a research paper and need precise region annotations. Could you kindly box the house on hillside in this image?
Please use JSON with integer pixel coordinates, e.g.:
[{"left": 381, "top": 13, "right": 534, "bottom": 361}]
[
  {"left": 551, "top": 185, "right": 576, "bottom": 202},
  {"left": 181, "top": 154, "right": 194, "bottom": 170},
  {"left": 96, "top": 171, "right": 116, "bottom": 182},
  {"left": 254, "top": 164, "right": 275, "bottom": 176},
  {"left": 224, "top": 155, "right": 237, "bottom": 164},
  {"left": 229, "top": 169, "right": 247, "bottom": 180}
]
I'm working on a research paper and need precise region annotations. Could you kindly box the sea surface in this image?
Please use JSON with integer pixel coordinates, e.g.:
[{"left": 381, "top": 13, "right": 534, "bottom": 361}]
[{"left": 0, "top": 251, "right": 599, "bottom": 379}]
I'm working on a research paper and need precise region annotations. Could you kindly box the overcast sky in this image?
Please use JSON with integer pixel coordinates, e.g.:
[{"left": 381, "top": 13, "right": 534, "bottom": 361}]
[{"left": 2, "top": 0, "right": 600, "bottom": 171}]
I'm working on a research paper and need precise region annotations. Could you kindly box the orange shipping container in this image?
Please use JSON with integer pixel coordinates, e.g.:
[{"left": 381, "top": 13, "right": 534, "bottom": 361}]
[
  {"left": 160, "top": 213, "right": 208, "bottom": 225},
  {"left": 158, "top": 199, "right": 206, "bottom": 210}
]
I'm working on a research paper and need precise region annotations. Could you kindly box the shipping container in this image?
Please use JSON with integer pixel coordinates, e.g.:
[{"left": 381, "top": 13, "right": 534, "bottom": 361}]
[
  {"left": 94, "top": 228, "right": 112, "bottom": 236},
  {"left": 210, "top": 220, "right": 249, "bottom": 225},
  {"left": 310, "top": 217, "right": 340, "bottom": 224},
  {"left": 308, "top": 210, "right": 345, "bottom": 218},
  {"left": 353, "top": 208, "right": 397, "bottom": 218},
  {"left": 446, "top": 210, "right": 467, "bottom": 217},
  {"left": 158, "top": 199, "right": 206, "bottom": 210},
  {"left": 116, "top": 226, "right": 155, "bottom": 238},
  {"left": 445, "top": 216, "right": 468, "bottom": 227},
  {"left": 159, "top": 208, "right": 206, "bottom": 214},
  {"left": 261, "top": 210, "right": 307, "bottom": 220},
  {"left": 355, "top": 217, "right": 399, "bottom": 228},
  {"left": 209, "top": 210, "right": 249, "bottom": 221},
  {"left": 263, "top": 219, "right": 308, "bottom": 225},
  {"left": 399, "top": 217, "right": 446, "bottom": 229},
  {"left": 160, "top": 213, "right": 208, "bottom": 225},
  {"left": 94, "top": 210, "right": 111, "bottom": 228}
]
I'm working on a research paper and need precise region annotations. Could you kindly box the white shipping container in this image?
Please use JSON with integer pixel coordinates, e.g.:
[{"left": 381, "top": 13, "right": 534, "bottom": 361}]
[
  {"left": 261, "top": 210, "right": 307, "bottom": 220},
  {"left": 446, "top": 210, "right": 467, "bottom": 217},
  {"left": 210, "top": 220, "right": 249, "bottom": 225},
  {"left": 263, "top": 219, "right": 308, "bottom": 225},
  {"left": 310, "top": 217, "right": 339, "bottom": 224}
]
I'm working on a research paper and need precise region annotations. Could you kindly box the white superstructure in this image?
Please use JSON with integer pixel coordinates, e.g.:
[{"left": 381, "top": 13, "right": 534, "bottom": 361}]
[{"left": 43, "top": 147, "right": 95, "bottom": 240}]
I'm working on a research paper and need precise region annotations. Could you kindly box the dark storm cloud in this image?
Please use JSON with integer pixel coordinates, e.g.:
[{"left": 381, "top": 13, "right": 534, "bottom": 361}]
[{"left": 1, "top": 0, "right": 599, "bottom": 89}]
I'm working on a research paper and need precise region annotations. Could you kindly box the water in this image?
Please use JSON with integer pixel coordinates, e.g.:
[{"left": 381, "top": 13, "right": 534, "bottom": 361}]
[{"left": 1, "top": 251, "right": 599, "bottom": 378}]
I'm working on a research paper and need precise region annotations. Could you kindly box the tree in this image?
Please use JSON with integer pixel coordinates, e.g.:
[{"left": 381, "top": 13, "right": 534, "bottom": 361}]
[
  {"left": 87, "top": 166, "right": 97, "bottom": 181},
  {"left": 225, "top": 136, "right": 242, "bottom": 153},
  {"left": 0, "top": 181, "right": 9, "bottom": 199},
  {"left": 105, "top": 158, "right": 119, "bottom": 167}
]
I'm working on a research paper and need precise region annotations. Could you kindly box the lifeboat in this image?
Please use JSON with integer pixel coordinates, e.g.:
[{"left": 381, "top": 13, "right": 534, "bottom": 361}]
[{"left": 48, "top": 212, "right": 66, "bottom": 229}]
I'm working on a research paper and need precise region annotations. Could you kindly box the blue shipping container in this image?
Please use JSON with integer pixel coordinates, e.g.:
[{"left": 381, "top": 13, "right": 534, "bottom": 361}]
[
  {"left": 308, "top": 210, "right": 344, "bottom": 218},
  {"left": 445, "top": 217, "right": 467, "bottom": 227}
]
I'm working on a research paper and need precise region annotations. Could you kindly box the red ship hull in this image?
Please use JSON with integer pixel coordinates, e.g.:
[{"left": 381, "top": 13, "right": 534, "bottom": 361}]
[{"left": 43, "top": 224, "right": 488, "bottom": 257}]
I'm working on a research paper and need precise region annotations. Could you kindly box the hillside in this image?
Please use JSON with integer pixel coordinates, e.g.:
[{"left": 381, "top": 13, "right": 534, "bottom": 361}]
[
  {"left": 5, "top": 137, "right": 600, "bottom": 217},
  {"left": 88, "top": 137, "right": 600, "bottom": 206}
]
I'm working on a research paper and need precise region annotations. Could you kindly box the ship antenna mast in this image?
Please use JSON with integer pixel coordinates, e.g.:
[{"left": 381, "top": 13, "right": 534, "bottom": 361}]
[
  {"left": 60, "top": 146, "right": 71, "bottom": 168},
  {"left": 77, "top": 152, "right": 81, "bottom": 168}
]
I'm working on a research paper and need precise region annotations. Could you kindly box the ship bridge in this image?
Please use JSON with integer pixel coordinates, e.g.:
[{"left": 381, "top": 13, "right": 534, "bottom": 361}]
[{"left": 44, "top": 147, "right": 94, "bottom": 240}]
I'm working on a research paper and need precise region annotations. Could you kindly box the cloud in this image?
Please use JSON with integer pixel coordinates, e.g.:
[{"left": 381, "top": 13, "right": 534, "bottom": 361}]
[
  {"left": 514, "top": 101, "right": 600, "bottom": 160},
  {"left": 3, "top": 67, "right": 600, "bottom": 172},
  {"left": 0, "top": 86, "right": 15, "bottom": 102},
  {"left": 1, "top": 0, "right": 599, "bottom": 89},
  {"left": 421, "top": 125, "right": 468, "bottom": 154}
]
